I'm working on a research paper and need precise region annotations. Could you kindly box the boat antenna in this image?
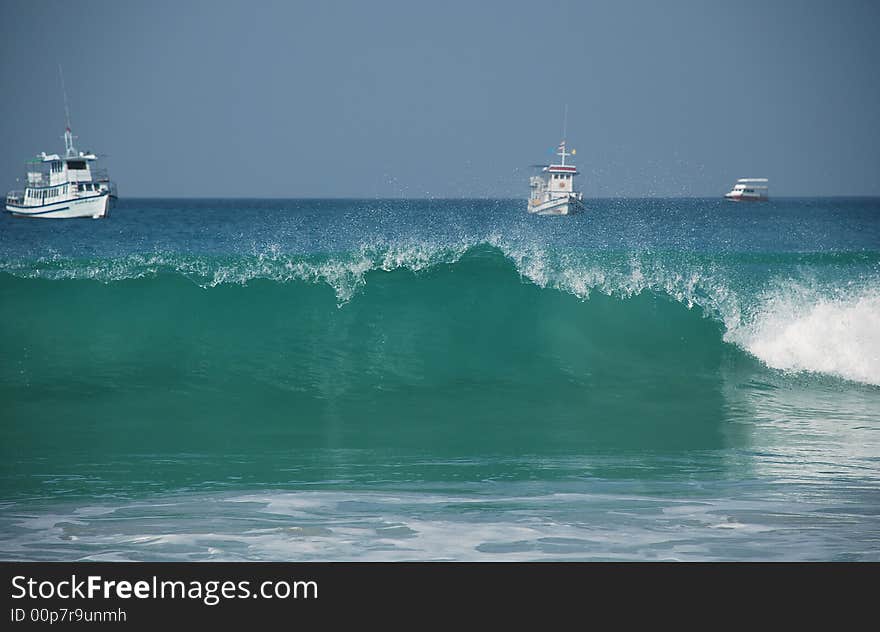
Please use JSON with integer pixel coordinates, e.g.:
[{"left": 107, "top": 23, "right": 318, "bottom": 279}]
[
  {"left": 562, "top": 103, "right": 568, "bottom": 141},
  {"left": 59, "top": 64, "right": 76, "bottom": 157},
  {"left": 558, "top": 104, "right": 570, "bottom": 166}
]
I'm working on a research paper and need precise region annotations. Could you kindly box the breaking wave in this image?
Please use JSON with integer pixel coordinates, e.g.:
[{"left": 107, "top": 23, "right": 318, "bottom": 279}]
[{"left": 1, "top": 242, "right": 878, "bottom": 386}]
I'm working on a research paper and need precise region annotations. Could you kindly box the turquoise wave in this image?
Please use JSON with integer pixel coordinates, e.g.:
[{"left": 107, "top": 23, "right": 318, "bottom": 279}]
[
  {"left": 2, "top": 243, "right": 878, "bottom": 382},
  {"left": 1, "top": 244, "right": 878, "bottom": 500}
]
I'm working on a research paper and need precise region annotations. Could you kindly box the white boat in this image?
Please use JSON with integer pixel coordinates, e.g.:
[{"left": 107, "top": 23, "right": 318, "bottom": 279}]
[
  {"left": 5, "top": 81, "right": 116, "bottom": 219},
  {"left": 724, "top": 178, "right": 768, "bottom": 201},
  {"left": 528, "top": 139, "right": 584, "bottom": 215}
]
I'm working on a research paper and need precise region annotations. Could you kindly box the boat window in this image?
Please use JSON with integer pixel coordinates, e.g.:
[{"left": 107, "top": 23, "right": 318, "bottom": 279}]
[{"left": 67, "top": 160, "right": 87, "bottom": 170}]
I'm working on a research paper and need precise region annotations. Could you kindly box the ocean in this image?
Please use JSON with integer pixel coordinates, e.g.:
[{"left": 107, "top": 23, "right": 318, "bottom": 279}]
[{"left": 0, "top": 197, "right": 878, "bottom": 561}]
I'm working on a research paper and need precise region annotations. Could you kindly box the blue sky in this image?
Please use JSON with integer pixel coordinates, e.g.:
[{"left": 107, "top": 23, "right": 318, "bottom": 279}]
[{"left": 2, "top": 0, "right": 879, "bottom": 197}]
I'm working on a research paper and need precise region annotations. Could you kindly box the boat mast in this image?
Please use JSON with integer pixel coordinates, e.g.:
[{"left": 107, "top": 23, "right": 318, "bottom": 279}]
[
  {"left": 59, "top": 64, "right": 77, "bottom": 157},
  {"left": 559, "top": 104, "right": 569, "bottom": 167}
]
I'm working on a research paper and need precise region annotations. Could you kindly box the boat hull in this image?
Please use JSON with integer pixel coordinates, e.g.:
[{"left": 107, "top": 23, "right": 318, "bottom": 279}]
[
  {"left": 724, "top": 194, "right": 768, "bottom": 202},
  {"left": 528, "top": 195, "right": 584, "bottom": 216},
  {"left": 6, "top": 193, "right": 112, "bottom": 219}
]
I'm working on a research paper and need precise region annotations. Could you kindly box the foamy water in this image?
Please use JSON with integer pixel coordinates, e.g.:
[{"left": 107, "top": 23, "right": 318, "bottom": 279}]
[
  {"left": 726, "top": 286, "right": 880, "bottom": 386},
  {"left": 2, "top": 483, "right": 876, "bottom": 562}
]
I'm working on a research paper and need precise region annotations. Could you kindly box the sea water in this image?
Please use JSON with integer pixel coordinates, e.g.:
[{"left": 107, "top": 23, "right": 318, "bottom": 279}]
[{"left": 0, "top": 197, "right": 878, "bottom": 560}]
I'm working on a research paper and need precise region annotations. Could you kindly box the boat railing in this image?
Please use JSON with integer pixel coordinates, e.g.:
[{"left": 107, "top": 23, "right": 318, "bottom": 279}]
[
  {"left": 91, "top": 168, "right": 111, "bottom": 182},
  {"left": 6, "top": 191, "right": 24, "bottom": 205}
]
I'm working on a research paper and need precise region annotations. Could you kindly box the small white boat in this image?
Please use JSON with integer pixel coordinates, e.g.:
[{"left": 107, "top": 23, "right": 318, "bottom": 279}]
[
  {"left": 528, "top": 139, "right": 584, "bottom": 216},
  {"left": 5, "top": 78, "right": 116, "bottom": 219},
  {"left": 724, "top": 178, "right": 768, "bottom": 201}
]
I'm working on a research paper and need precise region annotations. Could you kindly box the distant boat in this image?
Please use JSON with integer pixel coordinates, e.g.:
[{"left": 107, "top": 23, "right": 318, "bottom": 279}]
[
  {"left": 5, "top": 71, "right": 116, "bottom": 219},
  {"left": 528, "top": 139, "right": 585, "bottom": 216},
  {"left": 724, "top": 178, "right": 768, "bottom": 202}
]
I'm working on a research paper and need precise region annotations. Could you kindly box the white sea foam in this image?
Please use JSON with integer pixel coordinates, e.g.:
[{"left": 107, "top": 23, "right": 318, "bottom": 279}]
[
  {"left": 2, "top": 487, "right": 872, "bottom": 561},
  {"left": 725, "top": 285, "right": 880, "bottom": 386}
]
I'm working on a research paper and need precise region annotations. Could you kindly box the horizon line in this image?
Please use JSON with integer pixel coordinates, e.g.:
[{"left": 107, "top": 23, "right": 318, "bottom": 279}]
[{"left": 115, "top": 195, "right": 880, "bottom": 201}]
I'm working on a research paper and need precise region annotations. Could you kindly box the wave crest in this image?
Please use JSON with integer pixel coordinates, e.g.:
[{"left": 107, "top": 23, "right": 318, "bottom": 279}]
[
  {"left": 726, "top": 285, "right": 880, "bottom": 386},
  {"left": 2, "top": 242, "right": 879, "bottom": 385}
]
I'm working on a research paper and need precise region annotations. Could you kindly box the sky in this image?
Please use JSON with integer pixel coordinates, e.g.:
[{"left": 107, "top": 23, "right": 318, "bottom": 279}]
[{"left": 1, "top": 0, "right": 879, "bottom": 198}]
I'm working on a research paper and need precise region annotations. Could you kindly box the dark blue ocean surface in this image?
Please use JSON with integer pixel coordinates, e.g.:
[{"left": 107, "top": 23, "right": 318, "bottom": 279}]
[{"left": 0, "top": 198, "right": 878, "bottom": 560}]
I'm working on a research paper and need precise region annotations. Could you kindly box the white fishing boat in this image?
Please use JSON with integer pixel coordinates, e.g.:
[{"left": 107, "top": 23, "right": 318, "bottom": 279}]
[
  {"left": 528, "top": 139, "right": 584, "bottom": 215},
  {"left": 724, "top": 178, "right": 768, "bottom": 201},
  {"left": 5, "top": 76, "right": 116, "bottom": 219}
]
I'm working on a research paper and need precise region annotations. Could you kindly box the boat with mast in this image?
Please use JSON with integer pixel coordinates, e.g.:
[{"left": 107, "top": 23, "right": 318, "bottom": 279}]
[
  {"left": 5, "top": 68, "right": 116, "bottom": 219},
  {"left": 528, "top": 107, "right": 584, "bottom": 216}
]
